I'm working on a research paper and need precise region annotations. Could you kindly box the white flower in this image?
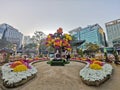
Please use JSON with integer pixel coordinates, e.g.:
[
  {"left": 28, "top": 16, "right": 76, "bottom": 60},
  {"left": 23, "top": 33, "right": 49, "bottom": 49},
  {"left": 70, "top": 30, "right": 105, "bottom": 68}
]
[
  {"left": 1, "top": 62, "right": 37, "bottom": 85},
  {"left": 80, "top": 63, "right": 113, "bottom": 81}
]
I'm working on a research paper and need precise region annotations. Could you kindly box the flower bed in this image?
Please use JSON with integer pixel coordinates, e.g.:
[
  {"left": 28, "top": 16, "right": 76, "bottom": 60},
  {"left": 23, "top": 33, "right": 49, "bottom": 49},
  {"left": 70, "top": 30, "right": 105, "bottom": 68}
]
[
  {"left": 1, "top": 61, "right": 37, "bottom": 88},
  {"left": 70, "top": 57, "right": 113, "bottom": 86},
  {"left": 80, "top": 62, "right": 113, "bottom": 86}
]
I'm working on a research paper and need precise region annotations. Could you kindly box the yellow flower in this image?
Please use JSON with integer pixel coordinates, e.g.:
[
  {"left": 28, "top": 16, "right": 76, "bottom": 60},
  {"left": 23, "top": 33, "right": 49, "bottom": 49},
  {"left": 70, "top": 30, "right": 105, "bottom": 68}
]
[
  {"left": 67, "top": 48, "right": 72, "bottom": 51},
  {"left": 90, "top": 63, "right": 102, "bottom": 70},
  {"left": 64, "top": 34, "right": 72, "bottom": 41},
  {"left": 69, "top": 36, "right": 72, "bottom": 40},
  {"left": 13, "top": 65, "right": 28, "bottom": 72},
  {"left": 51, "top": 39, "right": 54, "bottom": 42}
]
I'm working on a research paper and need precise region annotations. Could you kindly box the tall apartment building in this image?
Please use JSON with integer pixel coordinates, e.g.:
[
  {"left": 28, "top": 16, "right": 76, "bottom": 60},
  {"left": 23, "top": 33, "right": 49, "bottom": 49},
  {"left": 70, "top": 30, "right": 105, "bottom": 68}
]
[
  {"left": 105, "top": 19, "right": 120, "bottom": 47},
  {"left": 0, "top": 23, "right": 23, "bottom": 49},
  {"left": 69, "top": 24, "right": 107, "bottom": 49}
]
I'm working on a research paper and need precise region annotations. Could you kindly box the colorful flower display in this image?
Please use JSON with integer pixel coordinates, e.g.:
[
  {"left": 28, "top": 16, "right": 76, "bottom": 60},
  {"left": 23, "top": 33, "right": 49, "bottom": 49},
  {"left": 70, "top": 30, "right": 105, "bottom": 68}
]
[
  {"left": 57, "top": 27, "right": 63, "bottom": 34},
  {"left": 10, "top": 60, "right": 31, "bottom": 71},
  {"left": 92, "top": 60, "right": 104, "bottom": 66},
  {"left": 80, "top": 62, "right": 113, "bottom": 82},
  {"left": 13, "top": 64, "right": 28, "bottom": 72},
  {"left": 10, "top": 61, "right": 23, "bottom": 68},
  {"left": 46, "top": 27, "right": 72, "bottom": 51},
  {"left": 2, "top": 62, "right": 37, "bottom": 85}
]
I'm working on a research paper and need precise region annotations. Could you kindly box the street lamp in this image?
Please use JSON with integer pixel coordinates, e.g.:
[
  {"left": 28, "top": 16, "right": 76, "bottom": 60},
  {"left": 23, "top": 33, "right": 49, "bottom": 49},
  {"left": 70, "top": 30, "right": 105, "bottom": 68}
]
[{"left": 13, "top": 44, "right": 17, "bottom": 55}]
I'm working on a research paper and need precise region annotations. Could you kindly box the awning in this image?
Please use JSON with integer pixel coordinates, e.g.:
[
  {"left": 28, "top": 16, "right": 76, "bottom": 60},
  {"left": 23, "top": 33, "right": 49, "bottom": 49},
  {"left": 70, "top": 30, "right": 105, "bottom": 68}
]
[{"left": 71, "top": 40, "right": 85, "bottom": 46}]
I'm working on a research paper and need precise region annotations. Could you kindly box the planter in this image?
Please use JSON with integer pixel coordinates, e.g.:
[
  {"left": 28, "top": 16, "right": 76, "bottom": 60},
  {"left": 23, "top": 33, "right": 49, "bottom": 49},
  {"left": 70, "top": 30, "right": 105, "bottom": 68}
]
[
  {"left": 3, "top": 74, "right": 36, "bottom": 88},
  {"left": 1, "top": 62, "right": 37, "bottom": 88},
  {"left": 81, "top": 74, "right": 111, "bottom": 86},
  {"left": 80, "top": 63, "right": 113, "bottom": 86}
]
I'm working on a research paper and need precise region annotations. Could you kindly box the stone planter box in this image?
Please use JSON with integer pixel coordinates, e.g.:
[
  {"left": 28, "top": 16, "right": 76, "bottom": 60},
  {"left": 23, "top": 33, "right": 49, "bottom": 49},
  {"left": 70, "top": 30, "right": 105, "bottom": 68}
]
[
  {"left": 81, "top": 74, "right": 112, "bottom": 86},
  {"left": 3, "top": 74, "right": 36, "bottom": 88}
]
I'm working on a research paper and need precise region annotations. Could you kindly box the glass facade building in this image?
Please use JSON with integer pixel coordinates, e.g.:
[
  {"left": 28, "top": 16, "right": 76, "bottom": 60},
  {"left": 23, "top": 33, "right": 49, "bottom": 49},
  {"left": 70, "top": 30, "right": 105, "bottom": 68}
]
[
  {"left": 0, "top": 23, "right": 23, "bottom": 49},
  {"left": 80, "top": 24, "right": 106, "bottom": 49},
  {"left": 105, "top": 19, "right": 120, "bottom": 47},
  {"left": 69, "top": 27, "right": 81, "bottom": 40},
  {"left": 69, "top": 24, "right": 107, "bottom": 49}
]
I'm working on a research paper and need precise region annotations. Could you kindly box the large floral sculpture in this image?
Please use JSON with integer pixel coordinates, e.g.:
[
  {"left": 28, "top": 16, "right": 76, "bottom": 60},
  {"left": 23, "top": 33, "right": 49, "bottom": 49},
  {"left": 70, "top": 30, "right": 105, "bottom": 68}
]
[
  {"left": 46, "top": 28, "right": 72, "bottom": 51},
  {"left": 1, "top": 60, "right": 37, "bottom": 88},
  {"left": 46, "top": 27, "right": 72, "bottom": 65}
]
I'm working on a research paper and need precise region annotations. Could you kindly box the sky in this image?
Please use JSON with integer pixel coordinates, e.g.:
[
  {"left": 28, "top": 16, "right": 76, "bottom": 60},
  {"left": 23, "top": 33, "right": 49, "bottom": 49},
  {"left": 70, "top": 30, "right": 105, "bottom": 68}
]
[{"left": 0, "top": 0, "right": 120, "bottom": 36}]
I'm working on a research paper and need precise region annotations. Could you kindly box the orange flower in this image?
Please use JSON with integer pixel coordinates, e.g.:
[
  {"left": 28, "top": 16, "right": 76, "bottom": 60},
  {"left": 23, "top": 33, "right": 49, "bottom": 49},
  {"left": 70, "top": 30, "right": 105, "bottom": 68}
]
[{"left": 57, "top": 27, "right": 63, "bottom": 34}]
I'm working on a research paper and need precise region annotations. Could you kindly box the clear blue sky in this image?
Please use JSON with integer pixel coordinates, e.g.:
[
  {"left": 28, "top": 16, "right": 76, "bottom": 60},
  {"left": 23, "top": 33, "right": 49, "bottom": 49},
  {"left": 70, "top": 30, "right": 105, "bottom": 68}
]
[{"left": 0, "top": 0, "right": 120, "bottom": 36}]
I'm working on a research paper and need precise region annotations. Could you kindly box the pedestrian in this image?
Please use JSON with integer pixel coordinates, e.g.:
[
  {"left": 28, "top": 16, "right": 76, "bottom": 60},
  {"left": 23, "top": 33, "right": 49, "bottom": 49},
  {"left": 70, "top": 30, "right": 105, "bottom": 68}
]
[{"left": 66, "top": 52, "right": 71, "bottom": 61}]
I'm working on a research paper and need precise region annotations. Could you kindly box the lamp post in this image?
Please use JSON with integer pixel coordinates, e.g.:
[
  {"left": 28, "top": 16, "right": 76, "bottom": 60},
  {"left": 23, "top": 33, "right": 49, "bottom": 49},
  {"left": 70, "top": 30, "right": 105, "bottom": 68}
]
[
  {"left": 104, "top": 47, "right": 108, "bottom": 62},
  {"left": 13, "top": 44, "right": 17, "bottom": 55},
  {"left": 37, "top": 43, "right": 40, "bottom": 56}
]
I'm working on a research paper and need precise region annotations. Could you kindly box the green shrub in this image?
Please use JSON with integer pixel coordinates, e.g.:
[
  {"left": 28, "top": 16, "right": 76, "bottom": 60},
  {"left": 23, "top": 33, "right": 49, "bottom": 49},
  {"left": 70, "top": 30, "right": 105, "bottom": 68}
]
[
  {"left": 51, "top": 60, "right": 64, "bottom": 66},
  {"left": 47, "top": 59, "right": 70, "bottom": 66},
  {"left": 39, "top": 54, "right": 43, "bottom": 58}
]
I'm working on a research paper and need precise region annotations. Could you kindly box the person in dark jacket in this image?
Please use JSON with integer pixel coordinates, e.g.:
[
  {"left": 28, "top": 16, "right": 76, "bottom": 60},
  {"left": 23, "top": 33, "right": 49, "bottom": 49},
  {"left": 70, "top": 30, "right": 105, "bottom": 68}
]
[{"left": 66, "top": 52, "right": 71, "bottom": 61}]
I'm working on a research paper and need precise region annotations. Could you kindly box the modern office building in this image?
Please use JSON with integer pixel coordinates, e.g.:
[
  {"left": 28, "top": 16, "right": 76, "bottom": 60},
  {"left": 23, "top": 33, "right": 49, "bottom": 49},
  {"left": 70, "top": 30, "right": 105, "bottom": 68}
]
[
  {"left": 0, "top": 23, "right": 23, "bottom": 49},
  {"left": 69, "top": 24, "right": 107, "bottom": 49},
  {"left": 69, "top": 27, "right": 82, "bottom": 40},
  {"left": 80, "top": 24, "right": 106, "bottom": 49},
  {"left": 105, "top": 19, "right": 120, "bottom": 47}
]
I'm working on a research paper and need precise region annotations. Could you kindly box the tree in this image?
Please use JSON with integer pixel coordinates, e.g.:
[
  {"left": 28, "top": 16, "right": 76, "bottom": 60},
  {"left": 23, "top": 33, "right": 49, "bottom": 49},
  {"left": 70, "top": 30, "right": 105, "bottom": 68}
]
[
  {"left": 24, "top": 43, "right": 37, "bottom": 49},
  {"left": 33, "top": 31, "right": 46, "bottom": 55},
  {"left": 31, "top": 36, "right": 37, "bottom": 43},
  {"left": 85, "top": 42, "right": 99, "bottom": 56},
  {"left": 78, "top": 48, "right": 83, "bottom": 57},
  {"left": 24, "top": 43, "right": 37, "bottom": 55},
  {"left": 6, "top": 43, "right": 14, "bottom": 49},
  {"left": 85, "top": 42, "right": 99, "bottom": 52},
  {"left": 47, "top": 46, "right": 55, "bottom": 54},
  {"left": 113, "top": 49, "right": 119, "bottom": 64},
  {"left": 104, "top": 52, "right": 108, "bottom": 62}
]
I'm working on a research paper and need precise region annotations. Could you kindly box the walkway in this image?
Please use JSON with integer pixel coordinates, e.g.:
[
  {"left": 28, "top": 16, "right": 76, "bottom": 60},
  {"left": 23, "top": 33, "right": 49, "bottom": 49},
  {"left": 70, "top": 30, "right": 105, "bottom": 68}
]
[{"left": 1, "top": 61, "right": 120, "bottom": 90}]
